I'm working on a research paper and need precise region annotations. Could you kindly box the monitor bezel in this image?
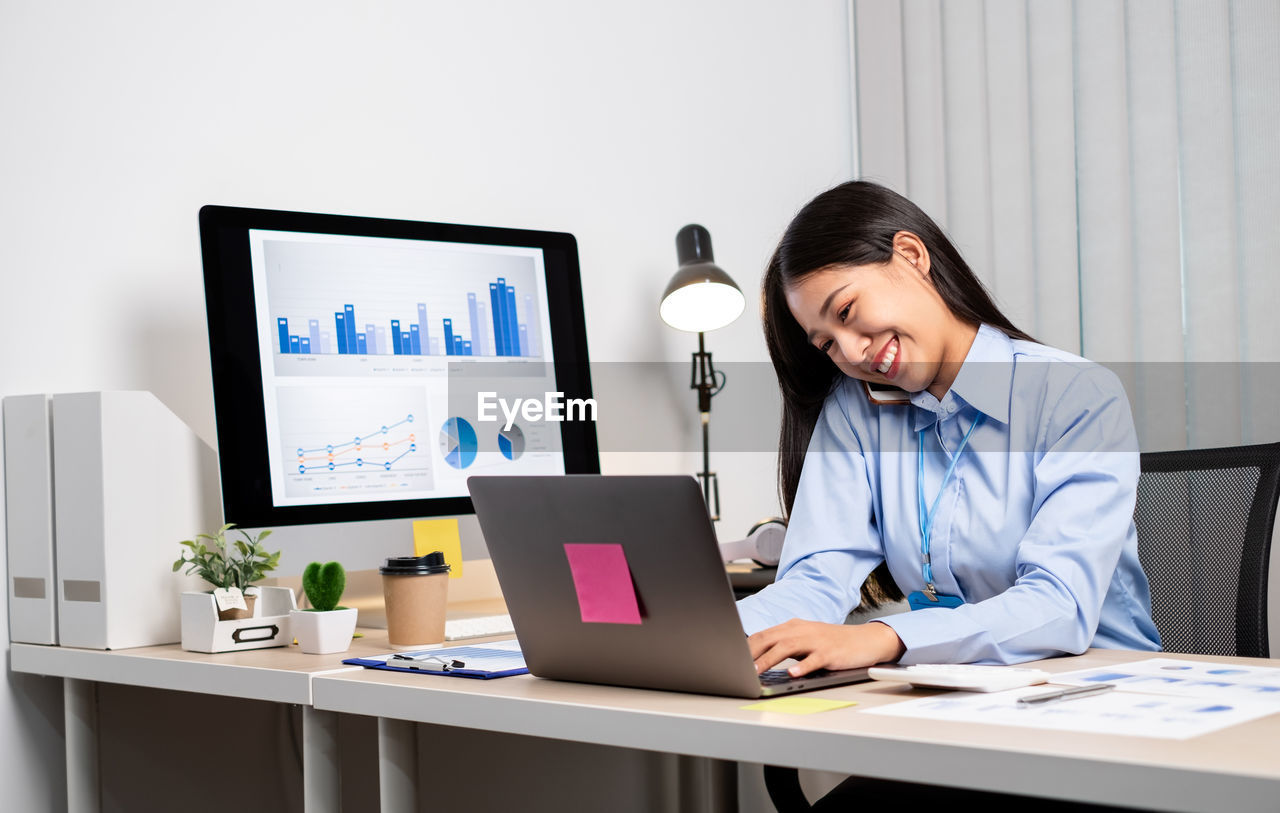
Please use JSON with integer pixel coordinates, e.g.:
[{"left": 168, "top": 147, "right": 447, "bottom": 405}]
[{"left": 199, "top": 204, "right": 600, "bottom": 527}]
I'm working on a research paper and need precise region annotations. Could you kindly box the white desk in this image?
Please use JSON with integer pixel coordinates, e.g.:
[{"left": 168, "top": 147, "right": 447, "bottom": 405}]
[
  {"left": 8, "top": 592, "right": 518, "bottom": 812},
  {"left": 10, "top": 635, "right": 379, "bottom": 813},
  {"left": 310, "top": 648, "right": 1280, "bottom": 813},
  {"left": 14, "top": 640, "right": 1280, "bottom": 813}
]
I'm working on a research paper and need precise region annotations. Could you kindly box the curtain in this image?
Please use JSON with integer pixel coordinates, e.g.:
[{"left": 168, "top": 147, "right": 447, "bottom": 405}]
[{"left": 850, "top": 0, "right": 1280, "bottom": 450}]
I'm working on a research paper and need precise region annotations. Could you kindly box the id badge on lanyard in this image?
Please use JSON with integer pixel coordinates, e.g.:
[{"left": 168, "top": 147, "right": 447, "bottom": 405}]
[{"left": 907, "top": 413, "right": 983, "bottom": 611}]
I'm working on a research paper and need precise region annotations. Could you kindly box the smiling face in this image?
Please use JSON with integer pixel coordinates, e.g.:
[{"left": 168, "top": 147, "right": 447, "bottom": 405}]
[{"left": 783, "top": 231, "right": 978, "bottom": 399}]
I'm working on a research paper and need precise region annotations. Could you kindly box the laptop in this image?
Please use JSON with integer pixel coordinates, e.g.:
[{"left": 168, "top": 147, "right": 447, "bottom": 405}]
[{"left": 466, "top": 474, "right": 873, "bottom": 698}]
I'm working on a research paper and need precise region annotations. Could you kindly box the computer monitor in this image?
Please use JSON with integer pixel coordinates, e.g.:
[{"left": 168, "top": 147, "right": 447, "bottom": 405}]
[{"left": 199, "top": 205, "right": 599, "bottom": 529}]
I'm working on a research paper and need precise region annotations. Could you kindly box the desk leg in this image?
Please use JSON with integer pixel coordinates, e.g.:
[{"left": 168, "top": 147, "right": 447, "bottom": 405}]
[
  {"left": 64, "top": 678, "right": 100, "bottom": 813},
  {"left": 678, "top": 755, "right": 738, "bottom": 813},
  {"left": 377, "top": 717, "right": 416, "bottom": 813},
  {"left": 303, "top": 707, "right": 341, "bottom": 813}
]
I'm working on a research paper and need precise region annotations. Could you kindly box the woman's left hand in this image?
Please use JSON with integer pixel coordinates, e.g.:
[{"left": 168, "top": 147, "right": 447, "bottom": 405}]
[{"left": 748, "top": 619, "right": 907, "bottom": 676}]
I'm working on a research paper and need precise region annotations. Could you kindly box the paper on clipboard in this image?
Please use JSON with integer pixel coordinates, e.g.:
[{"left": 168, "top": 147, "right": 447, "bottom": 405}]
[{"left": 343, "top": 639, "right": 527, "bottom": 679}]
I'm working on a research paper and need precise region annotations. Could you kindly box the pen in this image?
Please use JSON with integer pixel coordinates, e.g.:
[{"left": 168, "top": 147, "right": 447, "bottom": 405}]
[
  {"left": 398, "top": 656, "right": 467, "bottom": 671},
  {"left": 1017, "top": 683, "right": 1116, "bottom": 706}
]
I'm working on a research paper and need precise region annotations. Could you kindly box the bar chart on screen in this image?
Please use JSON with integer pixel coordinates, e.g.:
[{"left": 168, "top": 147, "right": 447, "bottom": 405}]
[
  {"left": 271, "top": 277, "right": 541, "bottom": 359},
  {"left": 259, "top": 234, "right": 547, "bottom": 374}
]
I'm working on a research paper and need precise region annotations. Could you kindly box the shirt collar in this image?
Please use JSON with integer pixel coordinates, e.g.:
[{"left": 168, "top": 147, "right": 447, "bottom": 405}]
[{"left": 909, "top": 323, "right": 1014, "bottom": 431}]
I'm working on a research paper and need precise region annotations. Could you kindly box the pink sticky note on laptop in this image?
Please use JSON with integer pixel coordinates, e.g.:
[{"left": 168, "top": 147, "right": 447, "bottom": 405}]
[{"left": 563, "top": 543, "right": 643, "bottom": 625}]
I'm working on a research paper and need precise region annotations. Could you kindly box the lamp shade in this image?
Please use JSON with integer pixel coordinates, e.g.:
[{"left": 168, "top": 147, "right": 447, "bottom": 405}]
[{"left": 659, "top": 224, "right": 745, "bottom": 333}]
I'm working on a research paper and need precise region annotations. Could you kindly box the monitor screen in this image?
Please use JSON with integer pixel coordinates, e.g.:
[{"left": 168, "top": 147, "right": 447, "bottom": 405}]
[{"left": 200, "top": 206, "right": 598, "bottom": 527}]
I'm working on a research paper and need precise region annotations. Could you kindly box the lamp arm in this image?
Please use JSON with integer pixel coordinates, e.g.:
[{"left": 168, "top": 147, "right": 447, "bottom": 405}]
[
  {"left": 690, "top": 331, "right": 721, "bottom": 521},
  {"left": 691, "top": 331, "right": 719, "bottom": 411}
]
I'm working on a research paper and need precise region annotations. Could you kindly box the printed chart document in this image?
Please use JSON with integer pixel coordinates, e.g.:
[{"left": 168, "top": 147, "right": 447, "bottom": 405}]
[
  {"left": 863, "top": 658, "right": 1280, "bottom": 740},
  {"left": 1051, "top": 657, "right": 1280, "bottom": 703}
]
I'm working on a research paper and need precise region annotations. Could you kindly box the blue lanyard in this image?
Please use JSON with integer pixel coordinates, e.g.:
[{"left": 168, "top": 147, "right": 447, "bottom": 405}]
[{"left": 917, "top": 412, "right": 984, "bottom": 598}]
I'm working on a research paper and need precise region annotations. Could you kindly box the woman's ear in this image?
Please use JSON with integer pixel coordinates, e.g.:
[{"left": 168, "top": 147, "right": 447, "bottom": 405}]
[{"left": 892, "top": 231, "right": 930, "bottom": 277}]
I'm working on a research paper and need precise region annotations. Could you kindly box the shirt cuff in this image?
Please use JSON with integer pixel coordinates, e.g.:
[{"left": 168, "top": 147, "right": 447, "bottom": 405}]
[
  {"left": 876, "top": 607, "right": 983, "bottom": 665},
  {"left": 735, "top": 594, "right": 775, "bottom": 636}
]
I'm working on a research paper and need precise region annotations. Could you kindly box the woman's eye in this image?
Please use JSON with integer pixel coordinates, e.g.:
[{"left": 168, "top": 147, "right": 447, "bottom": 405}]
[
  {"left": 838, "top": 303, "right": 852, "bottom": 322},
  {"left": 818, "top": 339, "right": 833, "bottom": 354}
]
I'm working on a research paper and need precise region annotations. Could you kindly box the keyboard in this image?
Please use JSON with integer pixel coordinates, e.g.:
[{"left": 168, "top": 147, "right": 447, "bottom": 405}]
[
  {"left": 867, "top": 663, "right": 1051, "bottom": 692},
  {"left": 443, "top": 614, "right": 516, "bottom": 641},
  {"left": 759, "top": 668, "right": 833, "bottom": 686},
  {"left": 759, "top": 669, "right": 797, "bottom": 686}
]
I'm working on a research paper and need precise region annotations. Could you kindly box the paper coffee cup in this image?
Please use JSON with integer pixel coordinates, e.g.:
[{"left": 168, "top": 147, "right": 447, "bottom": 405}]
[{"left": 380, "top": 552, "right": 451, "bottom": 647}]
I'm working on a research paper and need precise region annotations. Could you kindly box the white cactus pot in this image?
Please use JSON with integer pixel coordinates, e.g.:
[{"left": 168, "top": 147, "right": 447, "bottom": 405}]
[{"left": 290, "top": 607, "right": 358, "bottom": 654}]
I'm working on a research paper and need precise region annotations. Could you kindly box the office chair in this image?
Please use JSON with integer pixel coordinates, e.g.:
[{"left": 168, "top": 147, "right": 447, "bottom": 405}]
[
  {"left": 763, "top": 441, "right": 1280, "bottom": 812},
  {"left": 1133, "top": 441, "right": 1280, "bottom": 658}
]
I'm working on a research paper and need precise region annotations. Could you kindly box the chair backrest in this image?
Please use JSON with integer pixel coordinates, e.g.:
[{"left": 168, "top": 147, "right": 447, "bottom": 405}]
[{"left": 1135, "top": 442, "right": 1280, "bottom": 658}]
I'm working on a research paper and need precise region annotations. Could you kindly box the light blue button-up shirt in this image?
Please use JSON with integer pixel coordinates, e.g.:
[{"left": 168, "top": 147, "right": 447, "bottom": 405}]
[{"left": 737, "top": 324, "right": 1162, "bottom": 665}]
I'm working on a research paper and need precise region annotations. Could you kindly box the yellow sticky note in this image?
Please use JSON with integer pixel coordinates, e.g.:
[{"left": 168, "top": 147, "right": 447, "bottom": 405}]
[
  {"left": 740, "top": 697, "right": 857, "bottom": 715},
  {"left": 413, "top": 518, "right": 463, "bottom": 579}
]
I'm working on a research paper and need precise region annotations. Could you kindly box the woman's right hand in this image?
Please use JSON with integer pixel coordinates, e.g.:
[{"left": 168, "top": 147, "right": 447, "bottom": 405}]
[{"left": 748, "top": 618, "right": 906, "bottom": 676}]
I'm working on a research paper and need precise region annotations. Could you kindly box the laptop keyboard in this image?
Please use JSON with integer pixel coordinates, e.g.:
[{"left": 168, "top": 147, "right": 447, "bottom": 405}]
[
  {"left": 759, "top": 669, "right": 794, "bottom": 685},
  {"left": 759, "top": 668, "right": 832, "bottom": 686}
]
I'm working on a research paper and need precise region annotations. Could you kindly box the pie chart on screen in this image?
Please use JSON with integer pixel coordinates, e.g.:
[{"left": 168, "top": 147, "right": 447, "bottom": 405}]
[
  {"left": 498, "top": 424, "right": 525, "bottom": 461},
  {"left": 439, "top": 417, "right": 478, "bottom": 469}
]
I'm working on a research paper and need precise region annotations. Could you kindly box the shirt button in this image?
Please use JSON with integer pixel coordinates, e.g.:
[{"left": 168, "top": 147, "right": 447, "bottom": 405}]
[{"left": 945, "top": 404, "right": 956, "bottom": 414}]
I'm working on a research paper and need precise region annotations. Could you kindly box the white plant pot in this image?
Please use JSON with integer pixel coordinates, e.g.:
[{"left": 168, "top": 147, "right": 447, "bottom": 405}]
[
  {"left": 181, "top": 586, "right": 295, "bottom": 654},
  {"left": 290, "top": 607, "right": 358, "bottom": 655}
]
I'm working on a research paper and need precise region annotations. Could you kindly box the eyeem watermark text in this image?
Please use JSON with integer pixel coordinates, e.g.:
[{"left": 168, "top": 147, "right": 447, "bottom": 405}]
[{"left": 477, "top": 392, "right": 597, "bottom": 431}]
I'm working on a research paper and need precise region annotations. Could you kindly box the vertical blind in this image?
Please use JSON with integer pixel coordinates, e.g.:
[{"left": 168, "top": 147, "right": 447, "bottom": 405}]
[{"left": 850, "top": 0, "right": 1279, "bottom": 450}]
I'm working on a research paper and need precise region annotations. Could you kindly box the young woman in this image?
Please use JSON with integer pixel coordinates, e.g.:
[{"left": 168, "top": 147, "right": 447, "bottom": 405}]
[{"left": 738, "top": 181, "right": 1161, "bottom": 677}]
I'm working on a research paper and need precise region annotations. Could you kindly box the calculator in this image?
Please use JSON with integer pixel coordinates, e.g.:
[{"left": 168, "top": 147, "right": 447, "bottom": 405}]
[{"left": 868, "top": 664, "right": 1051, "bottom": 692}]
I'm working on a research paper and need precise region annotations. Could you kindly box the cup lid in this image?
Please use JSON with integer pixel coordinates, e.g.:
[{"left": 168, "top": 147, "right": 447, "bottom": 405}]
[{"left": 380, "top": 552, "right": 451, "bottom": 575}]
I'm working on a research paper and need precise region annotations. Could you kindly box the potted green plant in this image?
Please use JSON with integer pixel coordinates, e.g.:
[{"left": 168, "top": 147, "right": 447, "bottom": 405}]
[
  {"left": 173, "top": 523, "right": 281, "bottom": 621},
  {"left": 291, "top": 561, "right": 358, "bottom": 654}
]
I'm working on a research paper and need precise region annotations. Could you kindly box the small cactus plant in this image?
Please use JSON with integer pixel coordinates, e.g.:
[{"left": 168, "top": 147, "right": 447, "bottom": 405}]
[{"left": 302, "top": 561, "right": 346, "bottom": 612}]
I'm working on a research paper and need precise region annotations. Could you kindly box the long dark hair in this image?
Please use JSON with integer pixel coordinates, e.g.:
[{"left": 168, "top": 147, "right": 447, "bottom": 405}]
[{"left": 764, "top": 180, "right": 1034, "bottom": 608}]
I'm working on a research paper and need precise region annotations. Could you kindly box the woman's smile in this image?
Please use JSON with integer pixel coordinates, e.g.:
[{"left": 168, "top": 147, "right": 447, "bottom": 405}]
[{"left": 871, "top": 335, "right": 899, "bottom": 378}]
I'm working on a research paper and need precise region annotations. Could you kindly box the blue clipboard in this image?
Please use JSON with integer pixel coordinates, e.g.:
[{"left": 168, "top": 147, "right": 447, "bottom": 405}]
[{"left": 343, "top": 643, "right": 528, "bottom": 679}]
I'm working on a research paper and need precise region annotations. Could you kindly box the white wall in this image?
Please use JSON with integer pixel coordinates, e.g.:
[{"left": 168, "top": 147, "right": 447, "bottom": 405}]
[{"left": 0, "top": 1, "right": 855, "bottom": 809}]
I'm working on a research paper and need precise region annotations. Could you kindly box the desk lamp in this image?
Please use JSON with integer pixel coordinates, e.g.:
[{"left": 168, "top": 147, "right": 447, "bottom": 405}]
[{"left": 659, "top": 224, "right": 745, "bottom": 521}]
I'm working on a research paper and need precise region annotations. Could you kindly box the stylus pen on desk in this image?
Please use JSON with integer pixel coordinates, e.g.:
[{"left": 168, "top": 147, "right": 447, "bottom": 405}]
[
  {"left": 391, "top": 655, "right": 466, "bottom": 671},
  {"left": 1017, "top": 683, "right": 1116, "bottom": 707}
]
